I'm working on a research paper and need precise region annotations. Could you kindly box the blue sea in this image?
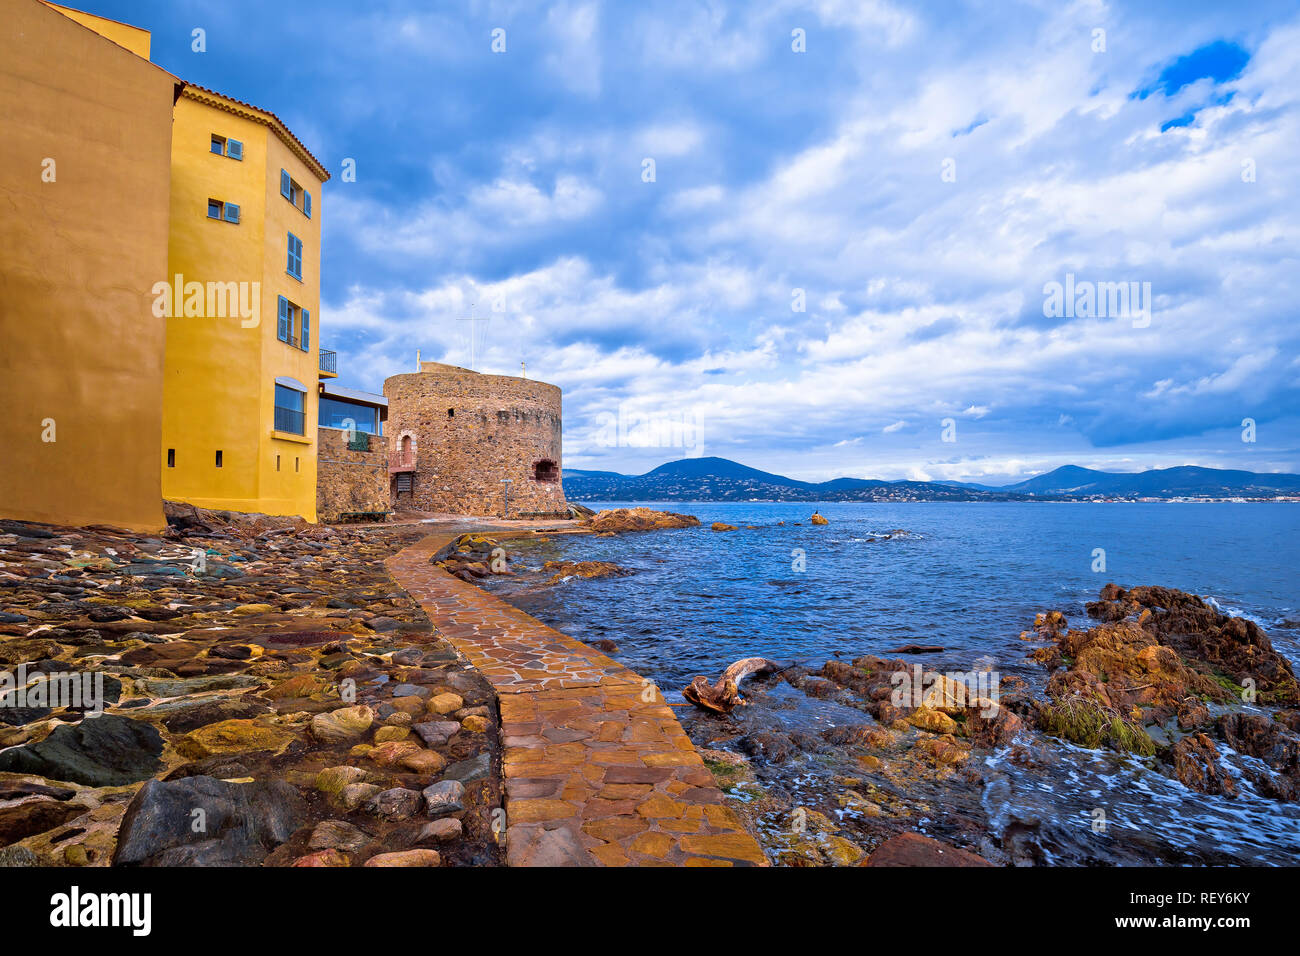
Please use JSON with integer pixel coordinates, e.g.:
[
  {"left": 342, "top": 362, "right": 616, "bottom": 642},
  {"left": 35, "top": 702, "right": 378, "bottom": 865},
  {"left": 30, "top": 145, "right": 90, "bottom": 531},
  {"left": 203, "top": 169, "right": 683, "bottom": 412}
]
[{"left": 480, "top": 502, "right": 1300, "bottom": 865}]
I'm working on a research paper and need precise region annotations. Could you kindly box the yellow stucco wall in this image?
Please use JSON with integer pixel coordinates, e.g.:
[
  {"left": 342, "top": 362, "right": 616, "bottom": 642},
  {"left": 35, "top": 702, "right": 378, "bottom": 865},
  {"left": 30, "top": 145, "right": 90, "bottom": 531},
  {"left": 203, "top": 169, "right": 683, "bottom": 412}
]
[
  {"left": 160, "top": 99, "right": 268, "bottom": 512},
  {"left": 260, "top": 131, "right": 324, "bottom": 517},
  {"left": 0, "top": 0, "right": 174, "bottom": 531},
  {"left": 160, "top": 92, "right": 325, "bottom": 520},
  {"left": 42, "top": 2, "right": 151, "bottom": 58}
]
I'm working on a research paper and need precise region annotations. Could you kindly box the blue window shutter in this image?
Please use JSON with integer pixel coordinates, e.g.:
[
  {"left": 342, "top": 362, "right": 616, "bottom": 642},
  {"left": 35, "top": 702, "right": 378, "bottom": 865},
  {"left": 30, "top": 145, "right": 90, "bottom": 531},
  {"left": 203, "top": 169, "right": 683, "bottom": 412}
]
[
  {"left": 278, "top": 296, "right": 289, "bottom": 341},
  {"left": 227, "top": 139, "right": 243, "bottom": 160},
  {"left": 224, "top": 203, "right": 240, "bottom": 223},
  {"left": 280, "top": 169, "right": 291, "bottom": 200},
  {"left": 302, "top": 309, "right": 310, "bottom": 351},
  {"left": 304, "top": 190, "right": 312, "bottom": 219},
  {"left": 287, "top": 232, "right": 302, "bottom": 278}
]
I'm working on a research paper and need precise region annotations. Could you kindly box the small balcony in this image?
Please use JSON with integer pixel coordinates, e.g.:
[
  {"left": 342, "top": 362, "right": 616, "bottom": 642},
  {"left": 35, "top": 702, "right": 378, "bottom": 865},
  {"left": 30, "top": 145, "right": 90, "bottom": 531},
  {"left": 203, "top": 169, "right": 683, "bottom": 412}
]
[
  {"left": 318, "top": 348, "right": 338, "bottom": 379},
  {"left": 389, "top": 448, "right": 416, "bottom": 473}
]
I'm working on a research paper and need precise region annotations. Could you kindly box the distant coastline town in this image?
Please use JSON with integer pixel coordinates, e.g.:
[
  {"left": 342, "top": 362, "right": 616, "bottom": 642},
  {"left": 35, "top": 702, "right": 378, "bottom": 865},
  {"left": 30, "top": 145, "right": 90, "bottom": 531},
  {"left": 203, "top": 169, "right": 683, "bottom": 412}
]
[{"left": 563, "top": 457, "right": 1300, "bottom": 503}]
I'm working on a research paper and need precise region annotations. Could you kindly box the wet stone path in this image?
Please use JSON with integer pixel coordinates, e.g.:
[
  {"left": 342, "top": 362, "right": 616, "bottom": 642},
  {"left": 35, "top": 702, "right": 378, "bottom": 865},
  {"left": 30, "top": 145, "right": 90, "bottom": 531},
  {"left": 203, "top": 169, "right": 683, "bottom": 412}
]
[{"left": 387, "top": 535, "right": 767, "bottom": 866}]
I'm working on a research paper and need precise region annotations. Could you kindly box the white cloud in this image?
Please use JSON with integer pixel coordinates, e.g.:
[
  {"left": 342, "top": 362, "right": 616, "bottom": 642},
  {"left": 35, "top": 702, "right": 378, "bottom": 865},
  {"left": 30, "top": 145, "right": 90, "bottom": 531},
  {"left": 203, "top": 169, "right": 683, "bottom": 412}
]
[
  {"left": 636, "top": 122, "right": 706, "bottom": 158},
  {"left": 545, "top": 2, "right": 603, "bottom": 96},
  {"left": 469, "top": 175, "right": 602, "bottom": 226},
  {"left": 812, "top": 0, "right": 916, "bottom": 45}
]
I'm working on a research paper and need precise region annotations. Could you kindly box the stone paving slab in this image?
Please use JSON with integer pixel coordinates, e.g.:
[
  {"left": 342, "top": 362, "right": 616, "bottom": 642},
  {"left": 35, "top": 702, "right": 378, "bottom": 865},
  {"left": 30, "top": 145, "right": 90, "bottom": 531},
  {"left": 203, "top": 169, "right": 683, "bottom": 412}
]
[{"left": 387, "top": 535, "right": 767, "bottom": 867}]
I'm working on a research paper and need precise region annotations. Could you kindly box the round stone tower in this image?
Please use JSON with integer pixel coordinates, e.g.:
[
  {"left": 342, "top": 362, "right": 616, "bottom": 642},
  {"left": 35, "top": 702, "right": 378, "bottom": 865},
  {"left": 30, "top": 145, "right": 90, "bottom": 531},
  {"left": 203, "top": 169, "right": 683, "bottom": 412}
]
[{"left": 383, "top": 361, "right": 567, "bottom": 517}]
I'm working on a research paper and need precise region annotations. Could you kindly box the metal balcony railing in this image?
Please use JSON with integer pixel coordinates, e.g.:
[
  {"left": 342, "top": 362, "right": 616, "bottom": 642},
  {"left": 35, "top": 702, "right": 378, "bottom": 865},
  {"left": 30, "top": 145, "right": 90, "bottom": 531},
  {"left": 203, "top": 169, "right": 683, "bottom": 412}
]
[
  {"left": 319, "top": 349, "right": 337, "bottom": 373},
  {"left": 274, "top": 406, "right": 305, "bottom": 435}
]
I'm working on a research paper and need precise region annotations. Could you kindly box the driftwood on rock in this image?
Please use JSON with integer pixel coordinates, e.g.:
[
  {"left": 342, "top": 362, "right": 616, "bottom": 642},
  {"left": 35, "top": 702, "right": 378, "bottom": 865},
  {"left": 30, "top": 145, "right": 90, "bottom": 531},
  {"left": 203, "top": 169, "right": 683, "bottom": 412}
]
[{"left": 683, "top": 657, "right": 781, "bottom": 714}]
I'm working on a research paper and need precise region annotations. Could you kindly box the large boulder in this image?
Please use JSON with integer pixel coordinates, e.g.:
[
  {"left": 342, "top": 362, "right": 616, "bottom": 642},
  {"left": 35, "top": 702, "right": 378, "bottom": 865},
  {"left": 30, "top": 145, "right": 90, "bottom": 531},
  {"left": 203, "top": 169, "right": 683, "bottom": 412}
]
[
  {"left": 1040, "top": 620, "right": 1226, "bottom": 723},
  {"left": 174, "top": 718, "right": 297, "bottom": 759},
  {"left": 1086, "top": 584, "right": 1300, "bottom": 707},
  {"left": 309, "top": 704, "right": 374, "bottom": 744},
  {"left": 585, "top": 508, "right": 700, "bottom": 533},
  {"left": 112, "top": 775, "right": 307, "bottom": 866},
  {"left": 0, "top": 715, "right": 163, "bottom": 786},
  {"left": 541, "top": 560, "right": 633, "bottom": 585}
]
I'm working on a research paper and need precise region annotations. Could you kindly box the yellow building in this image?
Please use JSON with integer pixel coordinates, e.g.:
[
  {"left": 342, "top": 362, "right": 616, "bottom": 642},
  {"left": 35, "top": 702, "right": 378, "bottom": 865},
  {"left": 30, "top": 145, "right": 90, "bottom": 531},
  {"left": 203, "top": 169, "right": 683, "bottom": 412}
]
[
  {"left": 160, "top": 85, "right": 331, "bottom": 520},
  {"left": 0, "top": 0, "right": 177, "bottom": 531},
  {"left": 0, "top": 1, "right": 334, "bottom": 527}
]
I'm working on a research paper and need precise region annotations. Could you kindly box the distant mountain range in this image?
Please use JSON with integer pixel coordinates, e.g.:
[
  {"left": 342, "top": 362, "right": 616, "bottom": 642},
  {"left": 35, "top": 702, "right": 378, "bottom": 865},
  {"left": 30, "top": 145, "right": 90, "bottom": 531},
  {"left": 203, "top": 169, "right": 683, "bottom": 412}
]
[{"left": 562, "top": 457, "right": 1300, "bottom": 502}]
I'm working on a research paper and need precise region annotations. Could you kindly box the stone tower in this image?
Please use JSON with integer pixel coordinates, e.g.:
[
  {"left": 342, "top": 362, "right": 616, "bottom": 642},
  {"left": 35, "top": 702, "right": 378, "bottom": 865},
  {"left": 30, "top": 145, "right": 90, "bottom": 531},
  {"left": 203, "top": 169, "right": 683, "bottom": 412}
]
[{"left": 383, "top": 361, "right": 567, "bottom": 517}]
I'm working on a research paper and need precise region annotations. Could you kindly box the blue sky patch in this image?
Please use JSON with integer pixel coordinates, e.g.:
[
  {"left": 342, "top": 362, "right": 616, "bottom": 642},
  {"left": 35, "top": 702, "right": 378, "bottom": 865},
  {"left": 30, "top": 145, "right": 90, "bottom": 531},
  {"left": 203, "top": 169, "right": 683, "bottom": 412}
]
[{"left": 1136, "top": 39, "right": 1250, "bottom": 99}]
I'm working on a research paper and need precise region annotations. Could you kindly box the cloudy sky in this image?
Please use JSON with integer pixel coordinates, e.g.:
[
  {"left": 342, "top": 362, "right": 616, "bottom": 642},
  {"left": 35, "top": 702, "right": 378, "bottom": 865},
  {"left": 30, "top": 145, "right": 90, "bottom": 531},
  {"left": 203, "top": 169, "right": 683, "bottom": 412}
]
[{"left": 99, "top": 0, "right": 1299, "bottom": 483}]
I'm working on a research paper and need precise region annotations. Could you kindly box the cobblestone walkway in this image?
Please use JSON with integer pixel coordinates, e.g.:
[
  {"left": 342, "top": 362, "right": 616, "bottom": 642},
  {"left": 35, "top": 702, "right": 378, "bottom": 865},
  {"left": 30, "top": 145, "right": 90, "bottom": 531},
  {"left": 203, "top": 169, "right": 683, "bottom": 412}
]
[{"left": 387, "top": 535, "right": 767, "bottom": 867}]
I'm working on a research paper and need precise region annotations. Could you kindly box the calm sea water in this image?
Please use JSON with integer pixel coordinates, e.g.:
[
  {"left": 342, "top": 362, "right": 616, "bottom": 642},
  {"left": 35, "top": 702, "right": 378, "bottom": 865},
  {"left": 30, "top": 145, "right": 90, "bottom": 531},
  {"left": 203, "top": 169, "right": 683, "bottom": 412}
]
[{"left": 480, "top": 501, "right": 1300, "bottom": 865}]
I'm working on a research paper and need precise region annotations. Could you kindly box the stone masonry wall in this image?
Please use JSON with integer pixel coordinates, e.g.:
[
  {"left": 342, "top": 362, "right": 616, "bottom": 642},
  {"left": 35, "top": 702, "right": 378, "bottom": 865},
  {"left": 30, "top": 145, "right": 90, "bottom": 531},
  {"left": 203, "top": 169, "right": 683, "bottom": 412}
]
[
  {"left": 383, "top": 362, "right": 568, "bottom": 517},
  {"left": 316, "top": 427, "right": 390, "bottom": 521}
]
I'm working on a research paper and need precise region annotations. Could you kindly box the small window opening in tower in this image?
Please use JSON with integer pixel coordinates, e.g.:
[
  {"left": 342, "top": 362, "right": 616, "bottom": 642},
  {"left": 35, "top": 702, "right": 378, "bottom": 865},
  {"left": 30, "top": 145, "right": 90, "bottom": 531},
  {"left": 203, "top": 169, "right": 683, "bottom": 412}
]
[{"left": 533, "top": 459, "right": 559, "bottom": 483}]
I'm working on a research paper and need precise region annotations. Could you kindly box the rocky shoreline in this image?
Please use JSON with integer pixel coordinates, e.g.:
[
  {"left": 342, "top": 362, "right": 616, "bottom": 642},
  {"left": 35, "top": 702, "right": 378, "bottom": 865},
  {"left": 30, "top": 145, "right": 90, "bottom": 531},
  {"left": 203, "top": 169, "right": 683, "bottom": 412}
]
[
  {"left": 467, "top": 512, "right": 1300, "bottom": 865},
  {"left": 0, "top": 507, "right": 504, "bottom": 867},
  {"left": 679, "top": 582, "right": 1300, "bottom": 866}
]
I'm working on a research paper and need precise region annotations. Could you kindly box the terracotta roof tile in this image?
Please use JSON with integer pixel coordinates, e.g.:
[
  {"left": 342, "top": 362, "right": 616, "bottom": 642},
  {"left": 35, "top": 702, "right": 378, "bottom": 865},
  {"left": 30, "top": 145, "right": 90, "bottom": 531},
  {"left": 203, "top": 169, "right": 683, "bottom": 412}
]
[{"left": 181, "top": 82, "right": 330, "bottom": 182}]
